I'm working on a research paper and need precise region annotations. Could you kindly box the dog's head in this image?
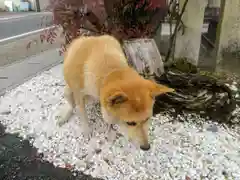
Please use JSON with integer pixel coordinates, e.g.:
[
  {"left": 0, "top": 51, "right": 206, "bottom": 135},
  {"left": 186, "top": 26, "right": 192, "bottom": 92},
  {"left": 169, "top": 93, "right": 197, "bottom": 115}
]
[{"left": 101, "top": 78, "right": 174, "bottom": 151}]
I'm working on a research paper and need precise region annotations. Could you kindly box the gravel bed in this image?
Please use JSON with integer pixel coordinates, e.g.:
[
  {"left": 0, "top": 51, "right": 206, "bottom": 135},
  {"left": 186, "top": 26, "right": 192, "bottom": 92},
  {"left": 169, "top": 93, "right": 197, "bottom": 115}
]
[{"left": 0, "top": 65, "right": 240, "bottom": 180}]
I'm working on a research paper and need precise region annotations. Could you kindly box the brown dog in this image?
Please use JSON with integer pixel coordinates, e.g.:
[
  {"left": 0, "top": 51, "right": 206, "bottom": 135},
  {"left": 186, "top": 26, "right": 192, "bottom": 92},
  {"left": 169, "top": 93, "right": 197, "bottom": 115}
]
[{"left": 56, "top": 35, "right": 174, "bottom": 151}]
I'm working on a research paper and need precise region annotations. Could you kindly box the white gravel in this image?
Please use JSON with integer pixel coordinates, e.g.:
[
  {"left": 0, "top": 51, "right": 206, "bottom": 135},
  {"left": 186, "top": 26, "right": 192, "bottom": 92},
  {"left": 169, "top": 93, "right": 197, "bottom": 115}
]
[{"left": 0, "top": 64, "right": 240, "bottom": 180}]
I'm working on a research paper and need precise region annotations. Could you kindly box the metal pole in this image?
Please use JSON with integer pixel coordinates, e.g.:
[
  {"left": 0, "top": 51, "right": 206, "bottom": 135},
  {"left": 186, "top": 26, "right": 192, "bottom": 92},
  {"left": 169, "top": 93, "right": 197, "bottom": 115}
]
[{"left": 35, "top": 0, "right": 41, "bottom": 12}]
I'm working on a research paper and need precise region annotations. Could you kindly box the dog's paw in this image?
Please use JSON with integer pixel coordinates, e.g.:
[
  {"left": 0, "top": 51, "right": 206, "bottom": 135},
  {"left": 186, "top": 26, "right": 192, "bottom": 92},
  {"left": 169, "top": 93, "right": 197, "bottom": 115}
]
[
  {"left": 105, "top": 124, "right": 117, "bottom": 142},
  {"left": 80, "top": 122, "right": 93, "bottom": 141},
  {"left": 83, "top": 127, "right": 93, "bottom": 141},
  {"left": 56, "top": 115, "right": 67, "bottom": 127},
  {"left": 55, "top": 106, "right": 73, "bottom": 127}
]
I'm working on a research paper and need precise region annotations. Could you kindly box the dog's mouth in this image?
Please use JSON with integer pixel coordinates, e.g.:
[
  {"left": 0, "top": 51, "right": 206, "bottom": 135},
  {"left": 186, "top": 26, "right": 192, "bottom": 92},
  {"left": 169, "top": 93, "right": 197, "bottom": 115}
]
[
  {"left": 126, "top": 136, "right": 150, "bottom": 151},
  {"left": 117, "top": 123, "right": 150, "bottom": 151}
]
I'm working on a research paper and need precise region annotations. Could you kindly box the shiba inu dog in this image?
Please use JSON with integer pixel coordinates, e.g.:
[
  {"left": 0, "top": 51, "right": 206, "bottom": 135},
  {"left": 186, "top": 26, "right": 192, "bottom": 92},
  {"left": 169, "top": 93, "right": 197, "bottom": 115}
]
[{"left": 57, "top": 35, "right": 174, "bottom": 151}]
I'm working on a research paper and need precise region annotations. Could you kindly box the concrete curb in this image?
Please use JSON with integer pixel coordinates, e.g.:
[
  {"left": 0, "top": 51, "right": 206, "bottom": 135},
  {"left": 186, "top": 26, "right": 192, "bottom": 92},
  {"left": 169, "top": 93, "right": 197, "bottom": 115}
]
[{"left": 0, "top": 49, "right": 63, "bottom": 96}]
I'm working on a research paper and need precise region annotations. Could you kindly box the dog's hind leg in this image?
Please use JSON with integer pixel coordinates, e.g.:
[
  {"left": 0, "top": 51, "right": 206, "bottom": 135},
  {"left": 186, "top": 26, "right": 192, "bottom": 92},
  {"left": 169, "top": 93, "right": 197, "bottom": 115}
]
[{"left": 56, "top": 86, "right": 75, "bottom": 126}]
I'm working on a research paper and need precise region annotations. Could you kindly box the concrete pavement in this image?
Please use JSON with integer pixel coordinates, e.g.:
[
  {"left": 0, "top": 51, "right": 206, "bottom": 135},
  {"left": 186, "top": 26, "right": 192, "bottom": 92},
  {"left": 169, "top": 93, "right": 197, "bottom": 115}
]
[{"left": 0, "top": 48, "right": 63, "bottom": 96}]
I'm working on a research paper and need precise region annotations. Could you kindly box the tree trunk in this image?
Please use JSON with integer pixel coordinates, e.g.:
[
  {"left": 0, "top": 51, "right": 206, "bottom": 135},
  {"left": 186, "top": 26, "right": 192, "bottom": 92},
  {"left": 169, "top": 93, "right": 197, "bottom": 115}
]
[{"left": 122, "top": 38, "right": 165, "bottom": 78}]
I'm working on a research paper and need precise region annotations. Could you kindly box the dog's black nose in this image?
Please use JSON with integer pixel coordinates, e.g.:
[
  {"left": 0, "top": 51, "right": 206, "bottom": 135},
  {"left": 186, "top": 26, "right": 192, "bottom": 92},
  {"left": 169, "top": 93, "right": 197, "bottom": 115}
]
[{"left": 140, "top": 144, "right": 150, "bottom": 151}]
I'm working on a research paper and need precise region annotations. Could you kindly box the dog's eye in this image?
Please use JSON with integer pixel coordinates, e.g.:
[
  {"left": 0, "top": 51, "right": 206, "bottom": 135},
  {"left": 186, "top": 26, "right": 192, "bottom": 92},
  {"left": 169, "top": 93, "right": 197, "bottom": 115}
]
[{"left": 126, "top": 121, "right": 137, "bottom": 126}]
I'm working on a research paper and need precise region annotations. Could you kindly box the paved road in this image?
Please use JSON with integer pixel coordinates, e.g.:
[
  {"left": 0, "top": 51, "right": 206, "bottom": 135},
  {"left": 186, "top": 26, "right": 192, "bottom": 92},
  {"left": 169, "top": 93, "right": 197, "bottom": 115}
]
[{"left": 0, "top": 12, "right": 53, "bottom": 40}]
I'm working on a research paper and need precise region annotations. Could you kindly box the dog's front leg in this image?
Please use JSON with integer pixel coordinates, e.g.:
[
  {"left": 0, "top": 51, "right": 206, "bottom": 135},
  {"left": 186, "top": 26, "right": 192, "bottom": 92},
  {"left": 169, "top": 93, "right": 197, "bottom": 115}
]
[
  {"left": 75, "top": 93, "right": 92, "bottom": 140},
  {"left": 101, "top": 107, "right": 117, "bottom": 142}
]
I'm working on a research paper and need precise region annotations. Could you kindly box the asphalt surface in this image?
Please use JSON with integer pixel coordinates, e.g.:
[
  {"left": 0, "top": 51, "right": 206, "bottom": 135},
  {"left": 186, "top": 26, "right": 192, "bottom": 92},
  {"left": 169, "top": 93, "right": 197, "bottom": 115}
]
[{"left": 0, "top": 12, "right": 53, "bottom": 40}]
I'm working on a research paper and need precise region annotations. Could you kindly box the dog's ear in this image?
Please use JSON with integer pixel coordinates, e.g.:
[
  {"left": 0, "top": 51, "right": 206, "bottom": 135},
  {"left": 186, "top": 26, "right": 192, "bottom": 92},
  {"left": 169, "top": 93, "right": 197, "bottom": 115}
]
[
  {"left": 148, "top": 80, "right": 174, "bottom": 97},
  {"left": 107, "top": 92, "right": 128, "bottom": 106}
]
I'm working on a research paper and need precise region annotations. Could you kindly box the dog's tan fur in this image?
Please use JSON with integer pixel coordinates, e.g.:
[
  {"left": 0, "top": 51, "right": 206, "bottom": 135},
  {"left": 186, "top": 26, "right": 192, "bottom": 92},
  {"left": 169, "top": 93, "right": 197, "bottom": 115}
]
[{"left": 57, "top": 35, "right": 174, "bottom": 150}]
